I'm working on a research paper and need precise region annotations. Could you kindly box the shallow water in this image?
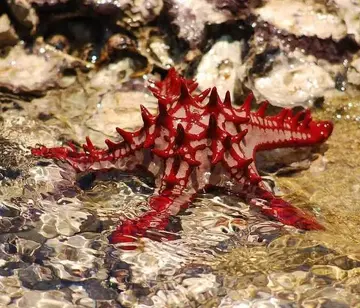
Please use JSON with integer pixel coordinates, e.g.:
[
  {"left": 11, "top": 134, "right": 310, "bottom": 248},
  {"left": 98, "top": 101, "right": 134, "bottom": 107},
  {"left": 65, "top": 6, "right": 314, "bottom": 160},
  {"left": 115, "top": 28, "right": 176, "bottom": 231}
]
[
  {"left": 1, "top": 91, "right": 360, "bottom": 307},
  {"left": 215, "top": 95, "right": 360, "bottom": 307},
  {"left": 0, "top": 17, "right": 360, "bottom": 305}
]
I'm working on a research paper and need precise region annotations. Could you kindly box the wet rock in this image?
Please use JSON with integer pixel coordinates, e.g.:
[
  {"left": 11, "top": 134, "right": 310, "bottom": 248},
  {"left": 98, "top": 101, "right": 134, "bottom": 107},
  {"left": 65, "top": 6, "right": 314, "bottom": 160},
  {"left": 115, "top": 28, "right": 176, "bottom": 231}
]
[
  {"left": 0, "top": 213, "right": 31, "bottom": 235},
  {"left": 249, "top": 51, "right": 335, "bottom": 108},
  {"left": 254, "top": 0, "right": 347, "bottom": 41},
  {"left": 250, "top": 46, "right": 280, "bottom": 76},
  {"left": 332, "top": 0, "right": 360, "bottom": 44},
  {"left": 330, "top": 255, "right": 360, "bottom": 271},
  {"left": 85, "top": 84, "right": 157, "bottom": 138},
  {"left": 17, "top": 264, "right": 61, "bottom": 290},
  {"left": 164, "top": 0, "right": 239, "bottom": 48},
  {"left": 311, "top": 265, "right": 347, "bottom": 281},
  {"left": 0, "top": 199, "right": 42, "bottom": 235},
  {"left": 110, "top": 266, "right": 131, "bottom": 291},
  {"left": 0, "top": 14, "right": 18, "bottom": 47},
  {"left": 254, "top": 22, "right": 359, "bottom": 64},
  {"left": 83, "top": 279, "right": 118, "bottom": 300},
  {"left": 119, "top": 0, "right": 163, "bottom": 28},
  {"left": 15, "top": 238, "right": 42, "bottom": 263},
  {"left": 16, "top": 289, "right": 78, "bottom": 308},
  {"left": 180, "top": 263, "right": 213, "bottom": 277},
  {"left": 104, "top": 248, "right": 132, "bottom": 288},
  {"left": 182, "top": 194, "right": 287, "bottom": 245},
  {"left": 0, "top": 294, "right": 11, "bottom": 305},
  {"left": 0, "top": 261, "right": 28, "bottom": 276},
  {"left": 348, "top": 57, "right": 360, "bottom": 86},
  {"left": 0, "top": 276, "right": 23, "bottom": 301},
  {"left": 0, "top": 138, "right": 28, "bottom": 181},
  {"left": 43, "top": 235, "right": 107, "bottom": 281},
  {"left": 87, "top": 58, "right": 144, "bottom": 92},
  {"left": 0, "top": 113, "right": 63, "bottom": 150},
  {"left": 84, "top": 0, "right": 163, "bottom": 27},
  {"left": 268, "top": 270, "right": 309, "bottom": 292},
  {"left": 39, "top": 207, "right": 90, "bottom": 237},
  {"left": 6, "top": 0, "right": 39, "bottom": 33},
  {"left": 0, "top": 167, "right": 21, "bottom": 180},
  {"left": 79, "top": 211, "right": 101, "bottom": 233},
  {"left": 0, "top": 44, "right": 66, "bottom": 94},
  {"left": 28, "top": 0, "right": 70, "bottom": 5},
  {"left": 195, "top": 36, "right": 244, "bottom": 99},
  {"left": 0, "top": 201, "right": 20, "bottom": 217},
  {"left": 137, "top": 28, "right": 176, "bottom": 70},
  {"left": 148, "top": 273, "right": 220, "bottom": 307},
  {"left": 0, "top": 234, "right": 18, "bottom": 254},
  {"left": 301, "top": 287, "right": 358, "bottom": 307},
  {"left": 37, "top": 197, "right": 99, "bottom": 238},
  {"left": 256, "top": 147, "right": 314, "bottom": 174}
]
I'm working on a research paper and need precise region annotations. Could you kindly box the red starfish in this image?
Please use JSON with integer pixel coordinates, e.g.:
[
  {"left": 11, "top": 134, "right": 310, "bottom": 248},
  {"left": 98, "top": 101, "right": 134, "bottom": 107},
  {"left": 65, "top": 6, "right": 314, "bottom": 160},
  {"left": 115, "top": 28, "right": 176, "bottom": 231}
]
[{"left": 32, "top": 69, "right": 333, "bottom": 243}]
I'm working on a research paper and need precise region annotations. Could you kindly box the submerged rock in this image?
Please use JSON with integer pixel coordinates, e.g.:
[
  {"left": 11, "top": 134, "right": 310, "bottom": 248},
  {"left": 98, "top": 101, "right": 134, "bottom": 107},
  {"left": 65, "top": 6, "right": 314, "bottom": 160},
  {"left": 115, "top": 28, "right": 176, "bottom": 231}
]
[
  {"left": 17, "top": 264, "right": 61, "bottom": 290},
  {"left": 43, "top": 235, "right": 108, "bottom": 281}
]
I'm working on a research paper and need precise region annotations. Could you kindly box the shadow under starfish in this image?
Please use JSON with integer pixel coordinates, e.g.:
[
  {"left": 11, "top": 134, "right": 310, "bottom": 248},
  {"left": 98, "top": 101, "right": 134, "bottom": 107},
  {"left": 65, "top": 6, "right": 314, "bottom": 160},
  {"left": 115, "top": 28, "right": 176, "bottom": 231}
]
[{"left": 32, "top": 68, "right": 333, "bottom": 244}]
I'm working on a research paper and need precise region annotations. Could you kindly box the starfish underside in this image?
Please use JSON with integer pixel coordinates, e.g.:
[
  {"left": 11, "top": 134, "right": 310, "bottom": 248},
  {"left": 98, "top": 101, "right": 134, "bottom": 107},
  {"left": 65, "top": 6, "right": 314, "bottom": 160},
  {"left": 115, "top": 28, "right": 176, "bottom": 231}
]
[{"left": 32, "top": 68, "right": 333, "bottom": 243}]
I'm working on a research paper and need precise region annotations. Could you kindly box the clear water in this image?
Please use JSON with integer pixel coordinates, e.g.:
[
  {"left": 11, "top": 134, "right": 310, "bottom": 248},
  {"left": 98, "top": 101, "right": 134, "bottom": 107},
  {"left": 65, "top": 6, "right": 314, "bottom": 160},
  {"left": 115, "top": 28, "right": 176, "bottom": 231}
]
[{"left": 1, "top": 93, "right": 360, "bottom": 307}]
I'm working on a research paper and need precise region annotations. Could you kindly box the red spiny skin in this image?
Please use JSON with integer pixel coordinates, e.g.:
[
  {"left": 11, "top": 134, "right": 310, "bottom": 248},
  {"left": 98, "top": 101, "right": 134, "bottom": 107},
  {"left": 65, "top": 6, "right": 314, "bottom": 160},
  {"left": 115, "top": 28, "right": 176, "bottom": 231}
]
[{"left": 32, "top": 68, "right": 333, "bottom": 244}]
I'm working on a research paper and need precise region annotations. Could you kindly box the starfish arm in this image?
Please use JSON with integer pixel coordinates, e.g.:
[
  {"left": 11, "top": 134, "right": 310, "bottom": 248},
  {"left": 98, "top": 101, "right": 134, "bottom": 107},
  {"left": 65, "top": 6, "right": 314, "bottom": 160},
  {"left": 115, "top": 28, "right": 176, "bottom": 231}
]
[
  {"left": 109, "top": 157, "right": 196, "bottom": 243},
  {"left": 248, "top": 188, "right": 324, "bottom": 231},
  {"left": 32, "top": 141, "right": 147, "bottom": 172},
  {"left": 110, "top": 192, "right": 194, "bottom": 244},
  {"left": 244, "top": 109, "right": 333, "bottom": 153},
  {"left": 212, "top": 162, "right": 324, "bottom": 231},
  {"left": 31, "top": 127, "right": 154, "bottom": 171}
]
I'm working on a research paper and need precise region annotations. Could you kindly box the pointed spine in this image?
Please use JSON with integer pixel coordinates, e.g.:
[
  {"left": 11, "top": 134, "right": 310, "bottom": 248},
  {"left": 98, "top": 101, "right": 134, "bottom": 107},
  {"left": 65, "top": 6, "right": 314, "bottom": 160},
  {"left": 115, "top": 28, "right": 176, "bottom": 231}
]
[
  {"left": 175, "top": 124, "right": 185, "bottom": 146},
  {"left": 291, "top": 110, "right": 306, "bottom": 129},
  {"left": 140, "top": 105, "right": 155, "bottom": 127},
  {"left": 105, "top": 139, "right": 119, "bottom": 151},
  {"left": 67, "top": 141, "right": 77, "bottom": 152},
  {"left": 256, "top": 101, "right": 269, "bottom": 117},
  {"left": 274, "top": 109, "right": 288, "bottom": 127},
  {"left": 231, "top": 129, "right": 248, "bottom": 144},
  {"left": 83, "top": 137, "right": 95, "bottom": 153},
  {"left": 211, "top": 147, "right": 225, "bottom": 164},
  {"left": 195, "top": 88, "right": 211, "bottom": 103},
  {"left": 187, "top": 81, "right": 198, "bottom": 93},
  {"left": 207, "top": 113, "right": 218, "bottom": 138},
  {"left": 300, "top": 109, "right": 312, "bottom": 128},
  {"left": 223, "top": 91, "right": 231, "bottom": 106},
  {"left": 179, "top": 80, "right": 191, "bottom": 103},
  {"left": 241, "top": 92, "right": 253, "bottom": 113},
  {"left": 207, "top": 87, "right": 221, "bottom": 108},
  {"left": 116, "top": 127, "right": 134, "bottom": 144},
  {"left": 241, "top": 158, "right": 254, "bottom": 169}
]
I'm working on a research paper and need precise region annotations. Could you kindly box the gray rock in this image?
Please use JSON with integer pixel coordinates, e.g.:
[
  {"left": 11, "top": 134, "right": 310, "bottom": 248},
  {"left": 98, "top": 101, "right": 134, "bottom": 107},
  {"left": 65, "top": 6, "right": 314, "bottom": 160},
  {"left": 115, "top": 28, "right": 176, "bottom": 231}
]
[{"left": 17, "top": 264, "right": 61, "bottom": 290}]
